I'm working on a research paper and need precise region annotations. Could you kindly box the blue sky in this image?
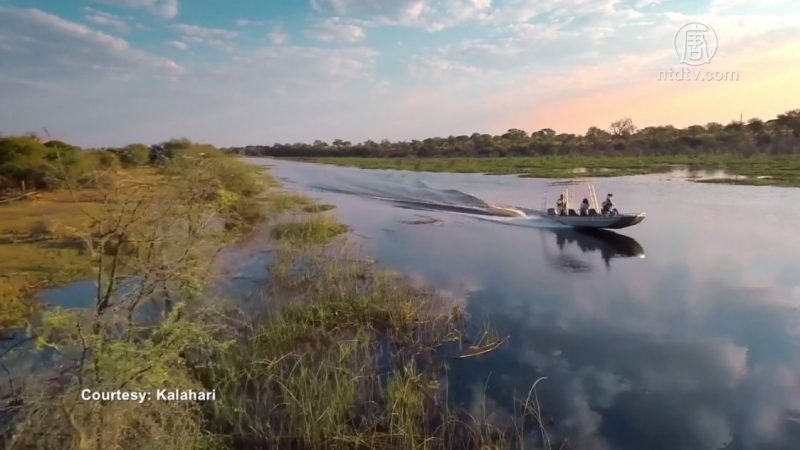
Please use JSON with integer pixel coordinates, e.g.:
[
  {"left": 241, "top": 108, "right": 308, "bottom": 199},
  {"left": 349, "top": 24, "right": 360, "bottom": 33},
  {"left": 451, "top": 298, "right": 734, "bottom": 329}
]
[{"left": 1, "top": 0, "right": 799, "bottom": 147}]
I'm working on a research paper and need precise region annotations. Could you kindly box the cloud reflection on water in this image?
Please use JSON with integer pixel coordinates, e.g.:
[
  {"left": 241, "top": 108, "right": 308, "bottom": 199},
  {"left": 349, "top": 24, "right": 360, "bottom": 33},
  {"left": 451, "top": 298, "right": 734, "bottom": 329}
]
[{"left": 261, "top": 158, "right": 800, "bottom": 449}]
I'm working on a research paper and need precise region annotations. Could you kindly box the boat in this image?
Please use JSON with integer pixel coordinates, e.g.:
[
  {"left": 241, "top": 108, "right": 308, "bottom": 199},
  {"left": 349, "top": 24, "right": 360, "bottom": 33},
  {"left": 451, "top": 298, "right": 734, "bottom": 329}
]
[
  {"left": 534, "top": 182, "right": 646, "bottom": 230},
  {"left": 538, "top": 209, "right": 646, "bottom": 229}
]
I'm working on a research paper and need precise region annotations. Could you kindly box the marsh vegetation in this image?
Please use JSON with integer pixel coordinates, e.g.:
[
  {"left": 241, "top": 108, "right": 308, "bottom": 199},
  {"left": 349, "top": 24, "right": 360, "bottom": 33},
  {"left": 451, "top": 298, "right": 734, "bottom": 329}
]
[{"left": 1, "top": 138, "right": 551, "bottom": 449}]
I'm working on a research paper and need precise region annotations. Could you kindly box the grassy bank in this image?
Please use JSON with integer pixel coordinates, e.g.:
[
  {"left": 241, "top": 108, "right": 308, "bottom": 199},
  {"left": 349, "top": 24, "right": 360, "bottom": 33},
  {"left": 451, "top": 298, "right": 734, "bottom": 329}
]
[
  {"left": 297, "top": 154, "right": 800, "bottom": 187},
  {"left": 1, "top": 136, "right": 311, "bottom": 332},
  {"left": 2, "top": 147, "right": 546, "bottom": 449},
  {"left": 0, "top": 173, "right": 143, "bottom": 329}
]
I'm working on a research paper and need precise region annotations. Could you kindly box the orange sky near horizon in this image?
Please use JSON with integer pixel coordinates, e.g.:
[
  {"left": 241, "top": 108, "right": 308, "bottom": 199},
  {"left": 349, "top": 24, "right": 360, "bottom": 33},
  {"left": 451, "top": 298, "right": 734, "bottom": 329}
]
[{"left": 508, "top": 40, "right": 800, "bottom": 133}]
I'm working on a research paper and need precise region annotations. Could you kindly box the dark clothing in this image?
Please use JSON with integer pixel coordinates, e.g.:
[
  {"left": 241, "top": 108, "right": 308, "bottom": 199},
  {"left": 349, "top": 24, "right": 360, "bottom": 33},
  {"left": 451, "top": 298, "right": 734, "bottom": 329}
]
[{"left": 602, "top": 199, "right": 614, "bottom": 215}]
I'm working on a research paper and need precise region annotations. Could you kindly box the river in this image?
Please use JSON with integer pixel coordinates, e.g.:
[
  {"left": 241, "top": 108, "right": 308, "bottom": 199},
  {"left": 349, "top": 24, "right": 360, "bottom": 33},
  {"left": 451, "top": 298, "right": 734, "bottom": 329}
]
[{"left": 253, "top": 158, "right": 800, "bottom": 450}]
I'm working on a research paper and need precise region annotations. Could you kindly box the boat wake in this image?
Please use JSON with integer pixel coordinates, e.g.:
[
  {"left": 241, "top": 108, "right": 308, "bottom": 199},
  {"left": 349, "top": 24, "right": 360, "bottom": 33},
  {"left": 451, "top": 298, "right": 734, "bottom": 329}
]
[{"left": 308, "top": 180, "right": 541, "bottom": 222}]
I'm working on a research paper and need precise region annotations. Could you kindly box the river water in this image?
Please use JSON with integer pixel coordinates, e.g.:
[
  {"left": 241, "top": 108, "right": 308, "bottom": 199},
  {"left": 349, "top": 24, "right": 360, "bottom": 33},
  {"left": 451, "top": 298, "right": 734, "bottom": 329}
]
[{"left": 253, "top": 158, "right": 800, "bottom": 450}]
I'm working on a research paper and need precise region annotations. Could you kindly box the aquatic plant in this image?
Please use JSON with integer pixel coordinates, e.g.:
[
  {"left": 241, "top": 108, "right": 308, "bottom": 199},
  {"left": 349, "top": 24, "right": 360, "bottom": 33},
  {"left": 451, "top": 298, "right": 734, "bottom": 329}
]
[{"left": 270, "top": 215, "right": 349, "bottom": 246}]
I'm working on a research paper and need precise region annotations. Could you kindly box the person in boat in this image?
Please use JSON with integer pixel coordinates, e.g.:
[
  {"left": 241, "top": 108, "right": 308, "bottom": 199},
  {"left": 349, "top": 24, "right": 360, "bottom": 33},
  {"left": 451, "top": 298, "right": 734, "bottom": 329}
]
[
  {"left": 556, "top": 194, "right": 566, "bottom": 216},
  {"left": 580, "top": 198, "right": 590, "bottom": 216},
  {"left": 601, "top": 193, "right": 615, "bottom": 216}
]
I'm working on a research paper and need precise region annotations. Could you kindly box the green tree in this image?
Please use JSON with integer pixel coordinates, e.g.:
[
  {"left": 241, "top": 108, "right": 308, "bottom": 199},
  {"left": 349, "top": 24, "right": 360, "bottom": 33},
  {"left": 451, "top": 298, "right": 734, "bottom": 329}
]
[
  {"left": 0, "top": 136, "right": 85, "bottom": 190},
  {"left": 610, "top": 118, "right": 637, "bottom": 137},
  {"left": 705, "top": 122, "right": 725, "bottom": 135},
  {"left": 776, "top": 109, "right": 800, "bottom": 136},
  {"left": 118, "top": 144, "right": 150, "bottom": 167},
  {"left": 746, "top": 118, "right": 765, "bottom": 134},
  {"left": 532, "top": 128, "right": 556, "bottom": 139}
]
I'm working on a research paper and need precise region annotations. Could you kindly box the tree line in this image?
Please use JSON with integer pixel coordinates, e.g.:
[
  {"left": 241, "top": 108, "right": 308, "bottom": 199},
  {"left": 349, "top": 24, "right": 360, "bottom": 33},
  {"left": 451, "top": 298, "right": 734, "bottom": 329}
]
[
  {"left": 0, "top": 136, "right": 220, "bottom": 192},
  {"left": 231, "top": 109, "right": 800, "bottom": 158}
]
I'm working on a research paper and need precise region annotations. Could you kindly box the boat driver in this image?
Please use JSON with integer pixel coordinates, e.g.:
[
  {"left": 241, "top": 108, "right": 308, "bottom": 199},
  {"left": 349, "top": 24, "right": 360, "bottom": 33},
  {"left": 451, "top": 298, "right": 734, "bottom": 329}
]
[{"left": 556, "top": 194, "right": 566, "bottom": 216}]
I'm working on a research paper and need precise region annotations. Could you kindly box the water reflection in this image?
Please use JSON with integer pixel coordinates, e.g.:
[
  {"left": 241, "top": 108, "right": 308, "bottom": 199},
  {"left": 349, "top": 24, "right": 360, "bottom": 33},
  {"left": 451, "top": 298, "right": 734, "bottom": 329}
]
[
  {"left": 248, "top": 159, "right": 800, "bottom": 449},
  {"left": 547, "top": 228, "right": 645, "bottom": 271}
]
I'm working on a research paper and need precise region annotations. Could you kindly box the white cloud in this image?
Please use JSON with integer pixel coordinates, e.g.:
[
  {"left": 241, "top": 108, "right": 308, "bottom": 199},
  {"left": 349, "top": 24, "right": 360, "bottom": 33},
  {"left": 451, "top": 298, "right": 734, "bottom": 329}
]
[
  {"left": 407, "top": 54, "right": 485, "bottom": 79},
  {"left": 306, "top": 18, "right": 366, "bottom": 43},
  {"left": 1, "top": 8, "right": 384, "bottom": 147},
  {"left": 227, "top": 45, "right": 379, "bottom": 81},
  {"left": 174, "top": 23, "right": 237, "bottom": 40},
  {"left": 309, "top": 0, "right": 491, "bottom": 31},
  {"left": 84, "top": 8, "right": 130, "bottom": 34},
  {"left": 174, "top": 23, "right": 238, "bottom": 51},
  {"left": 234, "top": 19, "right": 269, "bottom": 27},
  {"left": 268, "top": 26, "right": 289, "bottom": 45},
  {"left": 92, "top": 0, "right": 179, "bottom": 19},
  {"left": 169, "top": 40, "right": 188, "bottom": 51},
  {"left": 310, "top": 0, "right": 425, "bottom": 20},
  {"left": 0, "top": 7, "right": 183, "bottom": 81}
]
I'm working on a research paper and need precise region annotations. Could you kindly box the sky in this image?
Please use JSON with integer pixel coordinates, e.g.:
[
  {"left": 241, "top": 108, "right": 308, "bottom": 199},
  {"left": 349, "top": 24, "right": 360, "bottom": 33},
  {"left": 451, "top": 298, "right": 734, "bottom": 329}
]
[{"left": 0, "top": 0, "right": 799, "bottom": 147}]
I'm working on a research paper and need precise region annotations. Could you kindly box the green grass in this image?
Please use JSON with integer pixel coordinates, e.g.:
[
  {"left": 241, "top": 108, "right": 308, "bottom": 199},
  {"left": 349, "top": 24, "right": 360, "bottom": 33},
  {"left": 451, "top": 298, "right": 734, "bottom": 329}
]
[
  {"left": 270, "top": 215, "right": 349, "bottom": 246},
  {"left": 299, "top": 154, "right": 800, "bottom": 187},
  {"left": 302, "top": 203, "right": 336, "bottom": 213},
  {"left": 0, "top": 290, "right": 32, "bottom": 330},
  {"left": 207, "top": 245, "right": 537, "bottom": 449},
  {"left": 258, "top": 191, "right": 322, "bottom": 214}
]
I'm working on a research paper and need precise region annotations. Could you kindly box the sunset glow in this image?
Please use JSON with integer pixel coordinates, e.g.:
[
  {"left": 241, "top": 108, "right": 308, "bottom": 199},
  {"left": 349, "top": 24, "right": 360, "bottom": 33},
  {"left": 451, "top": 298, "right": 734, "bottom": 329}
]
[{"left": 1, "top": 0, "right": 798, "bottom": 146}]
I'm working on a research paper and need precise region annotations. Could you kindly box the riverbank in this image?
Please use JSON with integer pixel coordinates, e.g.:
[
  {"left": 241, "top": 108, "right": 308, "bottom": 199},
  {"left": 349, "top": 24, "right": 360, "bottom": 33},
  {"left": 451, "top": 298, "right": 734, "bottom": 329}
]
[
  {"left": 2, "top": 148, "right": 543, "bottom": 449},
  {"left": 0, "top": 169, "right": 159, "bottom": 330},
  {"left": 296, "top": 154, "right": 800, "bottom": 187}
]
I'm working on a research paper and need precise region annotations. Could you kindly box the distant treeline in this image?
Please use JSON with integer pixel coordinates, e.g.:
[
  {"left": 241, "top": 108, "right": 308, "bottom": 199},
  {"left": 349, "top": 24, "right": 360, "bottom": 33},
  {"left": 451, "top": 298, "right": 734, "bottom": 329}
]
[
  {"left": 0, "top": 136, "right": 221, "bottom": 191},
  {"left": 231, "top": 109, "right": 800, "bottom": 158}
]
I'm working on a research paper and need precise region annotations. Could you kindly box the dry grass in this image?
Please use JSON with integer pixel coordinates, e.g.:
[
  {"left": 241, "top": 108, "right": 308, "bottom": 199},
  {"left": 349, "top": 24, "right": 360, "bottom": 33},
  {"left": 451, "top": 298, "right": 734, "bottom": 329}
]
[{"left": 0, "top": 167, "right": 164, "bottom": 331}]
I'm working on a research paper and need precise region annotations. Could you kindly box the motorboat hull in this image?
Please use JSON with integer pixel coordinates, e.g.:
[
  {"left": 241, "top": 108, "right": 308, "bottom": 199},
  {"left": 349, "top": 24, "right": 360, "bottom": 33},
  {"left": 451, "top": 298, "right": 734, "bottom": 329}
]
[{"left": 547, "top": 212, "right": 646, "bottom": 229}]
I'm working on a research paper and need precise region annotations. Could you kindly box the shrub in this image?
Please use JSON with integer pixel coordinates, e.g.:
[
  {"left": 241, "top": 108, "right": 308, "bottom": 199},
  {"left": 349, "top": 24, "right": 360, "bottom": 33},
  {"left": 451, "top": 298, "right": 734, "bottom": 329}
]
[
  {"left": 117, "top": 144, "right": 150, "bottom": 167},
  {"left": 85, "top": 150, "right": 120, "bottom": 170},
  {"left": 0, "top": 136, "right": 74, "bottom": 190}
]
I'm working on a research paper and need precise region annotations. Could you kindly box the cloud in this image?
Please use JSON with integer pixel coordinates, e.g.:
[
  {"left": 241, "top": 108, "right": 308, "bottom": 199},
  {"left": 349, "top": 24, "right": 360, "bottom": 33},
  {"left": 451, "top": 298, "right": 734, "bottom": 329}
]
[
  {"left": 310, "top": 0, "right": 425, "bottom": 20},
  {"left": 268, "top": 26, "right": 289, "bottom": 45},
  {"left": 309, "top": 0, "right": 491, "bottom": 31},
  {"left": 174, "top": 23, "right": 238, "bottom": 51},
  {"left": 84, "top": 8, "right": 130, "bottom": 33},
  {"left": 225, "top": 45, "right": 379, "bottom": 83},
  {"left": 306, "top": 18, "right": 366, "bottom": 43},
  {"left": 0, "top": 6, "right": 182, "bottom": 82},
  {"left": 403, "top": 2, "right": 800, "bottom": 81},
  {"left": 92, "top": 0, "right": 179, "bottom": 19},
  {"left": 169, "top": 40, "right": 188, "bottom": 51},
  {"left": 174, "top": 23, "right": 237, "bottom": 40},
  {"left": 1, "top": 22, "right": 384, "bottom": 147}
]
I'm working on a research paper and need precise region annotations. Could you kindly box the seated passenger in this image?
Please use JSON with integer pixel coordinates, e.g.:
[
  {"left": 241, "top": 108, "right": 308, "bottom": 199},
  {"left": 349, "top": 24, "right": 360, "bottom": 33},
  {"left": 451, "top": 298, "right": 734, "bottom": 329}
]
[
  {"left": 601, "top": 193, "right": 614, "bottom": 216},
  {"left": 580, "top": 198, "right": 590, "bottom": 216}
]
